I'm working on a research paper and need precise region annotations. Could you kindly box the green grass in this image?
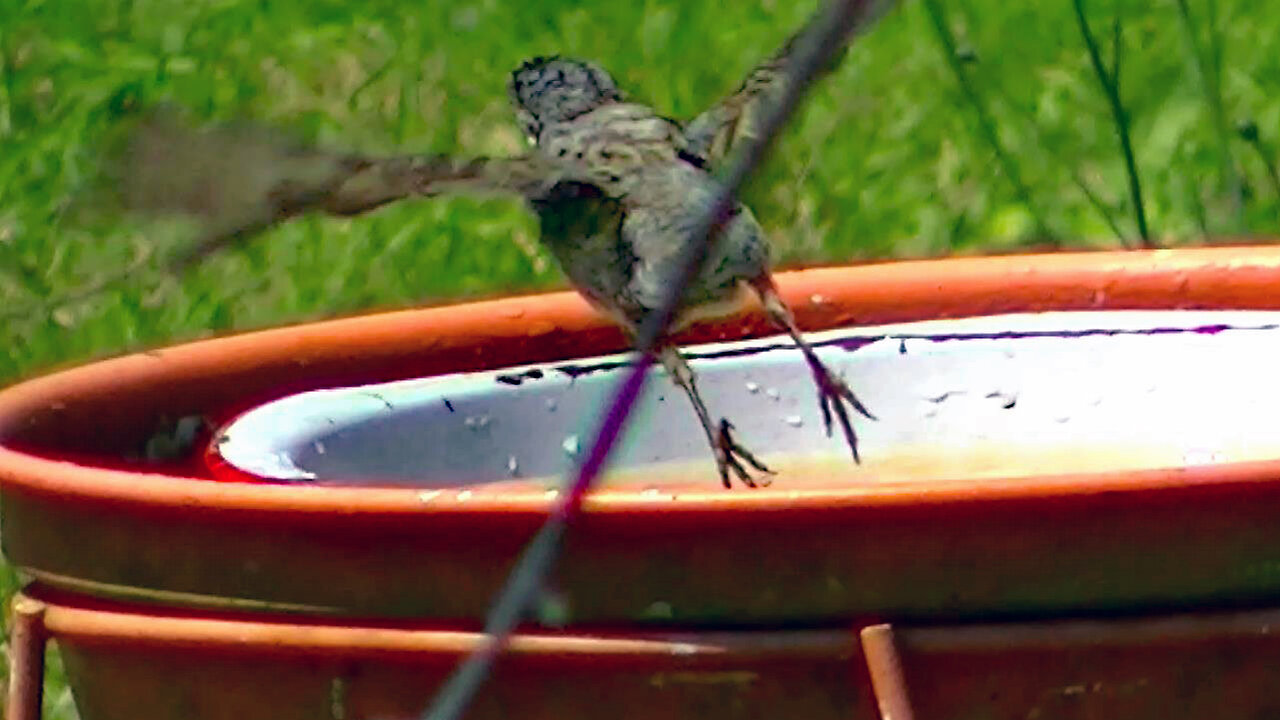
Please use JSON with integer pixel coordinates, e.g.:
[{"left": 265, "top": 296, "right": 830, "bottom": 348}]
[{"left": 2, "top": 0, "right": 1280, "bottom": 716}]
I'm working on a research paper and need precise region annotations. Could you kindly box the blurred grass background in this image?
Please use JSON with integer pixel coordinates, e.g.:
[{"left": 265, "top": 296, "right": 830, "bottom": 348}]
[{"left": 2, "top": 0, "right": 1280, "bottom": 716}]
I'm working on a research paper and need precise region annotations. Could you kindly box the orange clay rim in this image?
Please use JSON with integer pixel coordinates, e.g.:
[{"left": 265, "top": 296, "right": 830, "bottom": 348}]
[
  {"left": 31, "top": 590, "right": 856, "bottom": 661},
  {"left": 4, "top": 246, "right": 1280, "bottom": 518}
]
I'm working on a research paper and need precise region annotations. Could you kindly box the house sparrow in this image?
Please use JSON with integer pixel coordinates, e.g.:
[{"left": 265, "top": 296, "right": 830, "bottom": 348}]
[{"left": 112, "top": 21, "right": 874, "bottom": 488}]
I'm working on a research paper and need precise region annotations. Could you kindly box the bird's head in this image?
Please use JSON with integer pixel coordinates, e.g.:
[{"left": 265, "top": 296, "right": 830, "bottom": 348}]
[{"left": 508, "top": 56, "right": 621, "bottom": 141}]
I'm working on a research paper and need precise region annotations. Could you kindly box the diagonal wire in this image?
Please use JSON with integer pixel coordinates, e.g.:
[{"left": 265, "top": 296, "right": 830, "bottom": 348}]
[{"left": 418, "top": 2, "right": 896, "bottom": 720}]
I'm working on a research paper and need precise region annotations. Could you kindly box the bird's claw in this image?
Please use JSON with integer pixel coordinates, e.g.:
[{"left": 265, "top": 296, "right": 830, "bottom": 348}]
[
  {"left": 715, "top": 419, "right": 774, "bottom": 489},
  {"left": 812, "top": 365, "right": 876, "bottom": 464}
]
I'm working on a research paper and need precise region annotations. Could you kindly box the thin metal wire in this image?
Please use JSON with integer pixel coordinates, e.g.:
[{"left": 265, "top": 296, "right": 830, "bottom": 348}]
[{"left": 419, "top": 2, "right": 895, "bottom": 719}]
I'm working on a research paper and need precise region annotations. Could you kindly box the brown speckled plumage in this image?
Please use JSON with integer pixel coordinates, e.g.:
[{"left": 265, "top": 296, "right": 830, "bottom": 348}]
[{"left": 114, "top": 21, "right": 874, "bottom": 487}]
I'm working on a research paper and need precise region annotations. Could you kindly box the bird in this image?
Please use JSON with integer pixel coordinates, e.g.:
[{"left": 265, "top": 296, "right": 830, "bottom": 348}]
[{"left": 109, "top": 22, "right": 875, "bottom": 488}]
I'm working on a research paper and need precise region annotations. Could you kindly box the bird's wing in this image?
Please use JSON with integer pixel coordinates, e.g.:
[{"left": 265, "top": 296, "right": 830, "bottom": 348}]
[
  {"left": 681, "top": 1, "right": 893, "bottom": 170},
  {"left": 112, "top": 109, "right": 563, "bottom": 272},
  {"left": 680, "top": 43, "right": 799, "bottom": 171}
]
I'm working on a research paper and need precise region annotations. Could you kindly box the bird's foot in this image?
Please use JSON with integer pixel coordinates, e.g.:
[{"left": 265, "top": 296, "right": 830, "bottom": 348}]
[
  {"left": 714, "top": 419, "right": 774, "bottom": 489},
  {"left": 809, "top": 360, "right": 876, "bottom": 463}
]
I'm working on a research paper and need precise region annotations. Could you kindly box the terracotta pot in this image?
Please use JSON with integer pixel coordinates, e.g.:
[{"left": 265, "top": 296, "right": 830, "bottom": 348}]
[
  {"left": 4, "top": 248, "right": 1280, "bottom": 622},
  {"left": 14, "top": 589, "right": 1280, "bottom": 720}
]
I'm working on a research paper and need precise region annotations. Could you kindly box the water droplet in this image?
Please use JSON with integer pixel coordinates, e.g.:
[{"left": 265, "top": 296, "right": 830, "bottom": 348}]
[
  {"left": 986, "top": 391, "right": 1017, "bottom": 410},
  {"left": 507, "top": 455, "right": 520, "bottom": 476},
  {"left": 313, "top": 440, "right": 326, "bottom": 455},
  {"left": 457, "top": 490, "right": 473, "bottom": 502},
  {"left": 500, "top": 307, "right": 526, "bottom": 319},
  {"left": 765, "top": 388, "right": 781, "bottom": 401},
  {"left": 544, "top": 488, "right": 560, "bottom": 500},
  {"left": 1183, "top": 449, "right": 1225, "bottom": 466},
  {"left": 640, "top": 487, "right": 665, "bottom": 499},
  {"left": 465, "top": 415, "right": 492, "bottom": 431},
  {"left": 545, "top": 398, "right": 558, "bottom": 412},
  {"left": 784, "top": 415, "right": 804, "bottom": 427},
  {"left": 810, "top": 293, "right": 827, "bottom": 305},
  {"left": 670, "top": 643, "right": 698, "bottom": 656},
  {"left": 562, "top": 435, "right": 581, "bottom": 457},
  {"left": 745, "top": 381, "right": 760, "bottom": 394},
  {"left": 417, "top": 489, "right": 443, "bottom": 503}
]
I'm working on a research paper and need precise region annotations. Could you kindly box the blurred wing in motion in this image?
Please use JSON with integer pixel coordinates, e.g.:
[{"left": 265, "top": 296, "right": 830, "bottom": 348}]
[
  {"left": 7, "top": 110, "right": 560, "bottom": 321},
  {"left": 113, "top": 109, "right": 555, "bottom": 272}
]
